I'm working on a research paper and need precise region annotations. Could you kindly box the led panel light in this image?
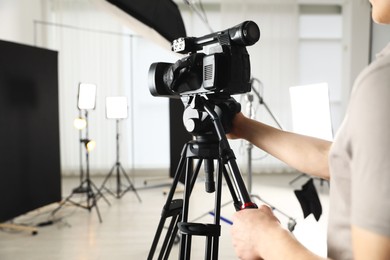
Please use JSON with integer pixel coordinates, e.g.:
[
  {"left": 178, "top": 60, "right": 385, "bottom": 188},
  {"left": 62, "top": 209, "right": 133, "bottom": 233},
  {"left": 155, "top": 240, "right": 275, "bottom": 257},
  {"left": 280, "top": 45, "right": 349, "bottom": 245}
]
[
  {"left": 77, "top": 83, "right": 97, "bottom": 110},
  {"left": 106, "top": 96, "right": 128, "bottom": 119}
]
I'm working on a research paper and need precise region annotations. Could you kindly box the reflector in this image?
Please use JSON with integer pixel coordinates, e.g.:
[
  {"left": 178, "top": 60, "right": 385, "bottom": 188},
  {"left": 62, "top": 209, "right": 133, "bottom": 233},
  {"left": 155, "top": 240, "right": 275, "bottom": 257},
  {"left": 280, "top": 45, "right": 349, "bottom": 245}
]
[{"left": 289, "top": 82, "right": 333, "bottom": 141}]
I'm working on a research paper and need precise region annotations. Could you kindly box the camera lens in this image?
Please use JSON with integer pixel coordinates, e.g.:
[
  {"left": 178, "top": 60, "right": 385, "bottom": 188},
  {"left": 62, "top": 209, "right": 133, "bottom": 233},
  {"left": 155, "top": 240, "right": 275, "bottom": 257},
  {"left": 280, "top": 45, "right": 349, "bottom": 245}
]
[
  {"left": 228, "top": 21, "right": 260, "bottom": 46},
  {"left": 242, "top": 21, "right": 260, "bottom": 46}
]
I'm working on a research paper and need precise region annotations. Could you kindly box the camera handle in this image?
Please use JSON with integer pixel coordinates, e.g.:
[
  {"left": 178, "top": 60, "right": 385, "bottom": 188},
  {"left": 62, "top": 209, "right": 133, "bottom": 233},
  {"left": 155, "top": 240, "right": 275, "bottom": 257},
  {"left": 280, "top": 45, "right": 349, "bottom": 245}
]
[{"left": 148, "top": 95, "right": 256, "bottom": 260}]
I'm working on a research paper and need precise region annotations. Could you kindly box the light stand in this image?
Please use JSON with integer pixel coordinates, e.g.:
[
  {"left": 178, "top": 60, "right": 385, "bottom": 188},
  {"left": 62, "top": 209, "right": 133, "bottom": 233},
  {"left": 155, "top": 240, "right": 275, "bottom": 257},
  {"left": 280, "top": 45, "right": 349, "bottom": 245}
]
[
  {"left": 99, "top": 97, "right": 141, "bottom": 200},
  {"left": 248, "top": 78, "right": 297, "bottom": 231},
  {"left": 72, "top": 110, "right": 87, "bottom": 193},
  {"left": 52, "top": 83, "right": 109, "bottom": 223},
  {"left": 250, "top": 79, "right": 284, "bottom": 130},
  {"left": 245, "top": 93, "right": 255, "bottom": 194}
]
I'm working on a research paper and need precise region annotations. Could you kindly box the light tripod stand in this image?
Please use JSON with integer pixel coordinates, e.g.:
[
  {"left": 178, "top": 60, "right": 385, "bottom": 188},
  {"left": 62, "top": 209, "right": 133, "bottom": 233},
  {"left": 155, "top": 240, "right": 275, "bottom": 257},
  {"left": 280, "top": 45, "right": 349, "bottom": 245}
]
[
  {"left": 99, "top": 119, "right": 141, "bottom": 201},
  {"left": 52, "top": 83, "right": 109, "bottom": 223},
  {"left": 72, "top": 109, "right": 87, "bottom": 193},
  {"left": 245, "top": 81, "right": 297, "bottom": 231},
  {"left": 148, "top": 95, "right": 257, "bottom": 260},
  {"left": 52, "top": 110, "right": 110, "bottom": 223}
]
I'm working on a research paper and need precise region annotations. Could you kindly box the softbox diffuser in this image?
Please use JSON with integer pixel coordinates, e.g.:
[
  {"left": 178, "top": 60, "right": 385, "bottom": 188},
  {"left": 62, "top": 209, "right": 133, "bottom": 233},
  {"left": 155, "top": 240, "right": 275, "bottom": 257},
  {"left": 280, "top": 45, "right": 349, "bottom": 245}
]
[
  {"left": 94, "top": 0, "right": 191, "bottom": 179},
  {"left": 94, "top": 0, "right": 186, "bottom": 49}
]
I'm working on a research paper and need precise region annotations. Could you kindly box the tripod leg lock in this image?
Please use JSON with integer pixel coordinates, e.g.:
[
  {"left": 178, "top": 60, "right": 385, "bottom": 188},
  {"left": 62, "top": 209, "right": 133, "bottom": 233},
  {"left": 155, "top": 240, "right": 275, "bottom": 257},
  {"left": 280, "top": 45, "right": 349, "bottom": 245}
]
[
  {"left": 178, "top": 222, "right": 221, "bottom": 237},
  {"left": 161, "top": 199, "right": 183, "bottom": 218}
]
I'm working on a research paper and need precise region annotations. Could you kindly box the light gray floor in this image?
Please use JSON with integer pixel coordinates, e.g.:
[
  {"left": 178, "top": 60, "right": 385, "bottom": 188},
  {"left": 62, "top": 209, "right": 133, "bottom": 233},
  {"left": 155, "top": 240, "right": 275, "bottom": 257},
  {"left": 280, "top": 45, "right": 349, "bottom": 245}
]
[{"left": 0, "top": 173, "right": 329, "bottom": 259}]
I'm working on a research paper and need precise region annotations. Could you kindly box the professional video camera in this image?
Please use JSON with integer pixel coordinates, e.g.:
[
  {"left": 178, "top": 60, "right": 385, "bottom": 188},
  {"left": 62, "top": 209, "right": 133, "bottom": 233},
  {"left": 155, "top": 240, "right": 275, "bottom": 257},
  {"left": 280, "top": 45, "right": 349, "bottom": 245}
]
[{"left": 148, "top": 20, "right": 260, "bottom": 98}]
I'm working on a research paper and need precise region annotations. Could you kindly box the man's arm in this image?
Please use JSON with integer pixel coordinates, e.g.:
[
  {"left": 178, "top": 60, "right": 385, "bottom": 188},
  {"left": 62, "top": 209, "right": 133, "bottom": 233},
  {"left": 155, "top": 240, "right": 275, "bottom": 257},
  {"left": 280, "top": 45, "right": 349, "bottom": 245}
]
[
  {"left": 229, "top": 113, "right": 332, "bottom": 179},
  {"left": 352, "top": 225, "right": 390, "bottom": 260}
]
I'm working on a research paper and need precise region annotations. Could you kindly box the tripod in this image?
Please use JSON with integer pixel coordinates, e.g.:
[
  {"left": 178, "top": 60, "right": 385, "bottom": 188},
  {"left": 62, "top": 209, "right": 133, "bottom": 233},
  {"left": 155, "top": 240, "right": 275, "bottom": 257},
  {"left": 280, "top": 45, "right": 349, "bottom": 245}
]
[
  {"left": 148, "top": 95, "right": 257, "bottom": 260},
  {"left": 99, "top": 119, "right": 141, "bottom": 201},
  {"left": 52, "top": 111, "right": 110, "bottom": 223}
]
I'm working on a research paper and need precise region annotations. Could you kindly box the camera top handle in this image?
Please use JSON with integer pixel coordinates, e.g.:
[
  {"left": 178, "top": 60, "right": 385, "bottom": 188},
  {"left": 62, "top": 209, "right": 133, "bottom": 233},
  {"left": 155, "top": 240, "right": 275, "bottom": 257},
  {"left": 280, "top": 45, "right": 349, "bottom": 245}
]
[{"left": 172, "top": 20, "right": 260, "bottom": 54}]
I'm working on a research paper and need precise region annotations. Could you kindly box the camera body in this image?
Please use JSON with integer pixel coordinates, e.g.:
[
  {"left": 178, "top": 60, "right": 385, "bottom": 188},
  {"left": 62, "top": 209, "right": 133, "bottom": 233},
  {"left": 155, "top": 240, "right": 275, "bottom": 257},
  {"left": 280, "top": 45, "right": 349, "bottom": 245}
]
[{"left": 148, "top": 21, "right": 260, "bottom": 98}]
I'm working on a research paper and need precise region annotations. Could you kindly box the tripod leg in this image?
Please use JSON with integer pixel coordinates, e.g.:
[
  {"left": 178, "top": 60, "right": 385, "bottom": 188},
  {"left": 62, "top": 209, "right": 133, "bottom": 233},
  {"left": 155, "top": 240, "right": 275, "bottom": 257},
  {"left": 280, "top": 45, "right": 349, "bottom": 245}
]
[
  {"left": 51, "top": 189, "right": 77, "bottom": 217},
  {"left": 148, "top": 145, "right": 188, "bottom": 260},
  {"left": 116, "top": 163, "right": 121, "bottom": 196},
  {"left": 99, "top": 164, "right": 116, "bottom": 195},
  {"left": 118, "top": 164, "right": 142, "bottom": 202},
  {"left": 180, "top": 235, "right": 192, "bottom": 260},
  {"left": 90, "top": 178, "right": 111, "bottom": 206},
  {"left": 179, "top": 157, "right": 193, "bottom": 260},
  {"left": 91, "top": 191, "right": 103, "bottom": 223},
  {"left": 209, "top": 158, "right": 224, "bottom": 259},
  {"left": 158, "top": 213, "right": 181, "bottom": 260},
  {"left": 51, "top": 178, "right": 93, "bottom": 217},
  {"left": 217, "top": 156, "right": 257, "bottom": 211},
  {"left": 176, "top": 157, "right": 223, "bottom": 260},
  {"left": 177, "top": 157, "right": 211, "bottom": 259},
  {"left": 86, "top": 179, "right": 104, "bottom": 223},
  {"left": 149, "top": 143, "right": 204, "bottom": 260}
]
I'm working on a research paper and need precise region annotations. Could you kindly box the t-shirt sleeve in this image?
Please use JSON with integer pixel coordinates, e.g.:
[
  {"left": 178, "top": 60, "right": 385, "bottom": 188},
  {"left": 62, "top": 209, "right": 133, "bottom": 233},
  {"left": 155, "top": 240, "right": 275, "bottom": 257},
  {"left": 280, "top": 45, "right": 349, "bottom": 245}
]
[{"left": 348, "top": 62, "right": 390, "bottom": 237}]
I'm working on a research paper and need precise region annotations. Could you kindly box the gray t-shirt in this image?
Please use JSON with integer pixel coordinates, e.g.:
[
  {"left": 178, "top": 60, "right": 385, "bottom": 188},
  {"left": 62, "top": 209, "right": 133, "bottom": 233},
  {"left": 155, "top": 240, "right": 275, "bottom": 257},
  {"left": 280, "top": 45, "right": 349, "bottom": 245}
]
[{"left": 328, "top": 42, "right": 390, "bottom": 259}]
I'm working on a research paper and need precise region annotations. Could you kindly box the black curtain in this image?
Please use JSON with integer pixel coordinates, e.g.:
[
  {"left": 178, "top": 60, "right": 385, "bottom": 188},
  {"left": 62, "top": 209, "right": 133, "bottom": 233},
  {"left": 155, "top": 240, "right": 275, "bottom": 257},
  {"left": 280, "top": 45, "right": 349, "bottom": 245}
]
[{"left": 0, "top": 40, "right": 61, "bottom": 222}]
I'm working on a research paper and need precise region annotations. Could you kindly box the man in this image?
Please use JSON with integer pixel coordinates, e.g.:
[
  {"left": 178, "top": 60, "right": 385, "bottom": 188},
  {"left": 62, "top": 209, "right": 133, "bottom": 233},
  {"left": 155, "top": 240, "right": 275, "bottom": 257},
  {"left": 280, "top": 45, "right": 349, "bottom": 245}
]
[{"left": 230, "top": 1, "right": 390, "bottom": 259}]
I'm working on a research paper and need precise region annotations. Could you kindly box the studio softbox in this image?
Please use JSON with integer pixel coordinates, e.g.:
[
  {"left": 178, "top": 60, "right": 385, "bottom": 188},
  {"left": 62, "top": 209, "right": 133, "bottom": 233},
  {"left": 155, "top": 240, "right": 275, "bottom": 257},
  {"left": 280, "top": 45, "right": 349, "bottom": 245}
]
[
  {"left": 94, "top": 0, "right": 191, "bottom": 179},
  {"left": 94, "top": 0, "right": 186, "bottom": 49}
]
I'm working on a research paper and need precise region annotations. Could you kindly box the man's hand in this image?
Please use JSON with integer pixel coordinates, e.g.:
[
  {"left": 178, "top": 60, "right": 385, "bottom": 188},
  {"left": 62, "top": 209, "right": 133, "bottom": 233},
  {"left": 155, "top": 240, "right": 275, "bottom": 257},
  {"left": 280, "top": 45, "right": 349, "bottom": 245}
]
[
  {"left": 231, "top": 205, "right": 281, "bottom": 259},
  {"left": 226, "top": 112, "right": 247, "bottom": 140}
]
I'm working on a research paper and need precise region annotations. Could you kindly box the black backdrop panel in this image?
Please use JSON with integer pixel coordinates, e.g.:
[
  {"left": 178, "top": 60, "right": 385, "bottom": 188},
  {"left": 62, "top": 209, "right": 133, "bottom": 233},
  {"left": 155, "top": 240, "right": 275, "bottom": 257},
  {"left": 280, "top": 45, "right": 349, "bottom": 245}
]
[{"left": 0, "top": 40, "right": 61, "bottom": 222}]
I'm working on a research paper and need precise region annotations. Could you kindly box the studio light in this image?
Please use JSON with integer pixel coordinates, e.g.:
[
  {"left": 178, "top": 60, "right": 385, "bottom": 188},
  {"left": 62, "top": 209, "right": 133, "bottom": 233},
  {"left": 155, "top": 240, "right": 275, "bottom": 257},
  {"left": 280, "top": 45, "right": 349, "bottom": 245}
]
[
  {"left": 77, "top": 83, "right": 97, "bottom": 110},
  {"left": 99, "top": 96, "right": 141, "bottom": 200},
  {"left": 73, "top": 117, "right": 87, "bottom": 130},
  {"left": 85, "top": 139, "right": 96, "bottom": 152},
  {"left": 80, "top": 138, "right": 96, "bottom": 152},
  {"left": 52, "top": 82, "right": 109, "bottom": 223},
  {"left": 105, "top": 96, "right": 128, "bottom": 119}
]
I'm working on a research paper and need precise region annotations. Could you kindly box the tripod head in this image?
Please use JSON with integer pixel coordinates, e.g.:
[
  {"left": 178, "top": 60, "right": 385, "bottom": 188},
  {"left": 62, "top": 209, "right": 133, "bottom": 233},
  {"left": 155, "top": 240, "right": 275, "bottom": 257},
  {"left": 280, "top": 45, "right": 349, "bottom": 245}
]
[{"left": 182, "top": 93, "right": 241, "bottom": 140}]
